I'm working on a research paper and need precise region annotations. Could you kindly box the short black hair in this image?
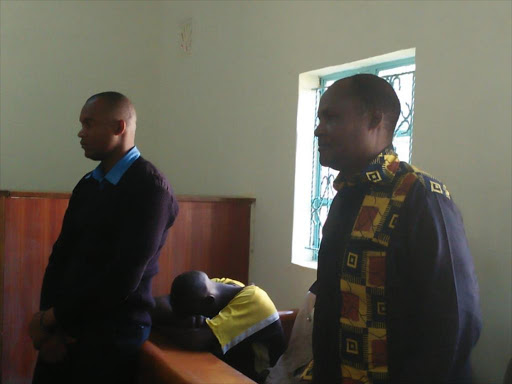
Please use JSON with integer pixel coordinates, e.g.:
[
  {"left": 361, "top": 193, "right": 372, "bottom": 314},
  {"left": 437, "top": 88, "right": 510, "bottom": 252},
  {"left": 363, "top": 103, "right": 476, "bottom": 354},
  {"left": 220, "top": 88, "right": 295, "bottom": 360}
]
[
  {"left": 86, "top": 91, "right": 129, "bottom": 107},
  {"left": 346, "top": 74, "right": 401, "bottom": 136},
  {"left": 170, "top": 271, "right": 208, "bottom": 316}
]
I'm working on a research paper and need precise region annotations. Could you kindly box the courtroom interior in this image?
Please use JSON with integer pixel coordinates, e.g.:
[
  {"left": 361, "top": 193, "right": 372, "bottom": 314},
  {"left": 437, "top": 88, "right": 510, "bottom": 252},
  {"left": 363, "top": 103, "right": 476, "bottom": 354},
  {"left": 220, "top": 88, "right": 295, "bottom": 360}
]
[{"left": 0, "top": 1, "right": 510, "bottom": 383}]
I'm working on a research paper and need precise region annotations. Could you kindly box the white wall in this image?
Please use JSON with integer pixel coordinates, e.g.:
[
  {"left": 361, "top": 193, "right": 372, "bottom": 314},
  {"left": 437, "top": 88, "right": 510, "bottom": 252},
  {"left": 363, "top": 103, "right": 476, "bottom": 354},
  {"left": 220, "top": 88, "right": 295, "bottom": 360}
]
[
  {"left": 1, "top": 1, "right": 510, "bottom": 382},
  {"left": 0, "top": 1, "right": 166, "bottom": 190}
]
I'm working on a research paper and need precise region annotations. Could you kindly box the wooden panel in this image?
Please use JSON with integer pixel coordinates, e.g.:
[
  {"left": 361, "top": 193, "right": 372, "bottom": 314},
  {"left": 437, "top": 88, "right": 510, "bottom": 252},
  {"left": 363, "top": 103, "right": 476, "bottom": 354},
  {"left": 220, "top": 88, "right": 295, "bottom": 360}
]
[
  {"left": 0, "top": 191, "right": 253, "bottom": 383},
  {"left": 0, "top": 197, "right": 6, "bottom": 383},
  {"left": 152, "top": 200, "right": 252, "bottom": 296},
  {"left": 2, "top": 197, "right": 69, "bottom": 383}
]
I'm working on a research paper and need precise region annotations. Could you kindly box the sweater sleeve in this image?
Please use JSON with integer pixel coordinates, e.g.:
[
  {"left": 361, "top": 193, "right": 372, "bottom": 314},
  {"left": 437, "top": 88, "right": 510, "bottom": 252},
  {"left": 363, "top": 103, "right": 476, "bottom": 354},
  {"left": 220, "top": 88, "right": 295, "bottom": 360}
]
[
  {"left": 39, "top": 181, "right": 82, "bottom": 310},
  {"left": 392, "top": 181, "right": 482, "bottom": 383},
  {"left": 105, "top": 181, "right": 178, "bottom": 303}
]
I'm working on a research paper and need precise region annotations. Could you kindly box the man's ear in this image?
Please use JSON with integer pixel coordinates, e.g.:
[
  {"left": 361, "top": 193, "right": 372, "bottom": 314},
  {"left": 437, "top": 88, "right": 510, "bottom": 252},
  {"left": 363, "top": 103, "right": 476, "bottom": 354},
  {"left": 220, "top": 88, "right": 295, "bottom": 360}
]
[
  {"left": 114, "top": 119, "right": 127, "bottom": 136},
  {"left": 205, "top": 295, "right": 215, "bottom": 307},
  {"left": 369, "top": 110, "right": 383, "bottom": 130},
  {"left": 201, "top": 295, "right": 216, "bottom": 316}
]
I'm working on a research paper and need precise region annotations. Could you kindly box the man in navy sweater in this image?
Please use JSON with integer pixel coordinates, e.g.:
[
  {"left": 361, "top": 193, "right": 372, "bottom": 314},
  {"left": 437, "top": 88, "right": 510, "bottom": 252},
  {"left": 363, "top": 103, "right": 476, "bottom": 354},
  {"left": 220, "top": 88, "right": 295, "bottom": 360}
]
[{"left": 29, "top": 92, "right": 179, "bottom": 384}]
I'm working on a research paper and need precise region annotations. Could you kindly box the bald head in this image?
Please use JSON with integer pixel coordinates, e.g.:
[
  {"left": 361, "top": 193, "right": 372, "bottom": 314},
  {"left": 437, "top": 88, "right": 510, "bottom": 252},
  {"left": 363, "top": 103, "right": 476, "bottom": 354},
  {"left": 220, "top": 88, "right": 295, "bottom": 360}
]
[{"left": 86, "top": 91, "right": 137, "bottom": 133}]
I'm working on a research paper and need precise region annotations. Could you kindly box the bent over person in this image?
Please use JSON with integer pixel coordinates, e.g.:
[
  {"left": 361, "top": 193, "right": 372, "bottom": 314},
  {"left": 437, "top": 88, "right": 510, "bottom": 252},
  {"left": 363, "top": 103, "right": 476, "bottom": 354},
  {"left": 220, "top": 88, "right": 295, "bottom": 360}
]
[
  {"left": 29, "top": 92, "right": 179, "bottom": 384},
  {"left": 152, "top": 271, "right": 286, "bottom": 383},
  {"left": 311, "top": 75, "right": 481, "bottom": 383}
]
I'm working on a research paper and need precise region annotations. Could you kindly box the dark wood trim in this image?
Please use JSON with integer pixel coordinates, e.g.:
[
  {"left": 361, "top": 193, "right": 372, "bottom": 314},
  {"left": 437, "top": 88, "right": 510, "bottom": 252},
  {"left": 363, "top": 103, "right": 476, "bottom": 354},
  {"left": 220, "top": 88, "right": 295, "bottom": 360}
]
[
  {"left": 0, "top": 191, "right": 255, "bottom": 204},
  {"left": 0, "top": 191, "right": 70, "bottom": 199},
  {"left": 176, "top": 195, "right": 255, "bottom": 204},
  {"left": 0, "top": 197, "right": 5, "bottom": 381}
]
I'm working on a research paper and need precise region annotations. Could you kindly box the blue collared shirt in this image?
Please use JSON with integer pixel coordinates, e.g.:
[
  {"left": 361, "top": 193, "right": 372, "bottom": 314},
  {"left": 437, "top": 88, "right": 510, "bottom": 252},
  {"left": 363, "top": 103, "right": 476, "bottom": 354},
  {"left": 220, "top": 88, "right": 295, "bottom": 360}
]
[{"left": 86, "top": 146, "right": 140, "bottom": 186}]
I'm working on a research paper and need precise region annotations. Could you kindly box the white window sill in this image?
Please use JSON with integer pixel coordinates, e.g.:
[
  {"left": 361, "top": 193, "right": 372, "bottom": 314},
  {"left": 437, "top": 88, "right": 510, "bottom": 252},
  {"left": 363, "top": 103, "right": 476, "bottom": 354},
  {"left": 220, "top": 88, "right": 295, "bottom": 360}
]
[{"left": 291, "top": 258, "right": 318, "bottom": 270}]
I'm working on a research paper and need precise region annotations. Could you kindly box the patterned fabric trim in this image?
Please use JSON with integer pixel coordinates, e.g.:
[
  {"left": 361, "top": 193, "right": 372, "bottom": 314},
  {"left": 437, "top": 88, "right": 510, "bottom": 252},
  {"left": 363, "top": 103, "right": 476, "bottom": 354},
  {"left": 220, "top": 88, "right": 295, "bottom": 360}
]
[
  {"left": 299, "top": 360, "right": 314, "bottom": 382},
  {"left": 333, "top": 147, "right": 451, "bottom": 199},
  {"left": 411, "top": 165, "right": 451, "bottom": 199},
  {"left": 333, "top": 146, "right": 399, "bottom": 191},
  {"left": 337, "top": 148, "right": 418, "bottom": 384}
]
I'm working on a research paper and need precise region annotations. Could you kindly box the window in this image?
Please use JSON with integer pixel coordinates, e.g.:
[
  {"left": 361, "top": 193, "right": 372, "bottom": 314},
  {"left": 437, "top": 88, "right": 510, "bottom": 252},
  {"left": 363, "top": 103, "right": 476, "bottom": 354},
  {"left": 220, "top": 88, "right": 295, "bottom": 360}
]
[{"left": 292, "top": 51, "right": 416, "bottom": 267}]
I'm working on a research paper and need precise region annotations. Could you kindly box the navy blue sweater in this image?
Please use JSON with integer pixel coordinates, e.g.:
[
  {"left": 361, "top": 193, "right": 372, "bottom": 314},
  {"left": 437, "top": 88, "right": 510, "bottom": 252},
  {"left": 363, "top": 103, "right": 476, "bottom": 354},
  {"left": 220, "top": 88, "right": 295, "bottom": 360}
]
[{"left": 40, "top": 157, "right": 179, "bottom": 336}]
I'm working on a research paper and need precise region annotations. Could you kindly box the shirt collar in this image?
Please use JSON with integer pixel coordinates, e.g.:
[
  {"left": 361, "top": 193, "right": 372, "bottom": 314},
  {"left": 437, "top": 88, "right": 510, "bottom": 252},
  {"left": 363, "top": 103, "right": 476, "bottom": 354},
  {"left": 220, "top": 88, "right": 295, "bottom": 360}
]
[
  {"left": 87, "top": 146, "right": 140, "bottom": 185},
  {"left": 333, "top": 145, "right": 400, "bottom": 191}
]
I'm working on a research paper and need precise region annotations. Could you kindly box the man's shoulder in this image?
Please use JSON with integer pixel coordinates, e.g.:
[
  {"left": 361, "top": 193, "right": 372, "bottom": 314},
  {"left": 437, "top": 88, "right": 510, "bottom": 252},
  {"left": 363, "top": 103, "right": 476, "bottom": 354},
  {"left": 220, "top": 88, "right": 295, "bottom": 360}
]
[
  {"left": 235, "top": 285, "right": 264, "bottom": 301},
  {"left": 231, "top": 285, "right": 277, "bottom": 313},
  {"left": 397, "top": 162, "right": 451, "bottom": 200},
  {"left": 212, "top": 277, "right": 245, "bottom": 287},
  {"left": 213, "top": 285, "right": 279, "bottom": 328},
  {"left": 72, "top": 172, "right": 95, "bottom": 193},
  {"left": 72, "top": 158, "right": 170, "bottom": 191},
  {"left": 125, "top": 156, "right": 172, "bottom": 191}
]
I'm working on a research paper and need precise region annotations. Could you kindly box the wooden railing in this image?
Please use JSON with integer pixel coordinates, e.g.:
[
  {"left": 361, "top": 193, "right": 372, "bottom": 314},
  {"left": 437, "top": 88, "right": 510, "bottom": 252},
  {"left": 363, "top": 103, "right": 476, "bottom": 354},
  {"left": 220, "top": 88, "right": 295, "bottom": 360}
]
[
  {"left": 137, "top": 310, "right": 298, "bottom": 384},
  {"left": 138, "top": 332, "right": 257, "bottom": 384}
]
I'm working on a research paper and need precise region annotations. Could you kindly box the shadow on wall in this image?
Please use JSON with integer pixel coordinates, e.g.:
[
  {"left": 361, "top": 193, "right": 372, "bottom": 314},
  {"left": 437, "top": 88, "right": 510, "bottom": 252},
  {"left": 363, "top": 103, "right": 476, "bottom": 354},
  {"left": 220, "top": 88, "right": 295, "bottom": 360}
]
[{"left": 503, "top": 358, "right": 512, "bottom": 384}]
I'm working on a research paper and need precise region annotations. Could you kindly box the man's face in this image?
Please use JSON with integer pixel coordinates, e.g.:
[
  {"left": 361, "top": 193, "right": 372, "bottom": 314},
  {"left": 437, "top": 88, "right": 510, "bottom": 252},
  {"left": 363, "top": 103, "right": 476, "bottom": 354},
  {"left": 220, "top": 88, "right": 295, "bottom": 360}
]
[
  {"left": 78, "top": 99, "right": 118, "bottom": 161},
  {"left": 179, "top": 294, "right": 216, "bottom": 318},
  {"left": 314, "top": 80, "right": 373, "bottom": 174}
]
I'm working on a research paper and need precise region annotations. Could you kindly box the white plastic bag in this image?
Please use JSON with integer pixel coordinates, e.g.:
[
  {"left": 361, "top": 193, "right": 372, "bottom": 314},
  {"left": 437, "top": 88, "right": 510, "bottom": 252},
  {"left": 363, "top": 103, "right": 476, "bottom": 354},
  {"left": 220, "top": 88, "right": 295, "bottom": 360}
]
[{"left": 265, "top": 291, "right": 316, "bottom": 384}]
